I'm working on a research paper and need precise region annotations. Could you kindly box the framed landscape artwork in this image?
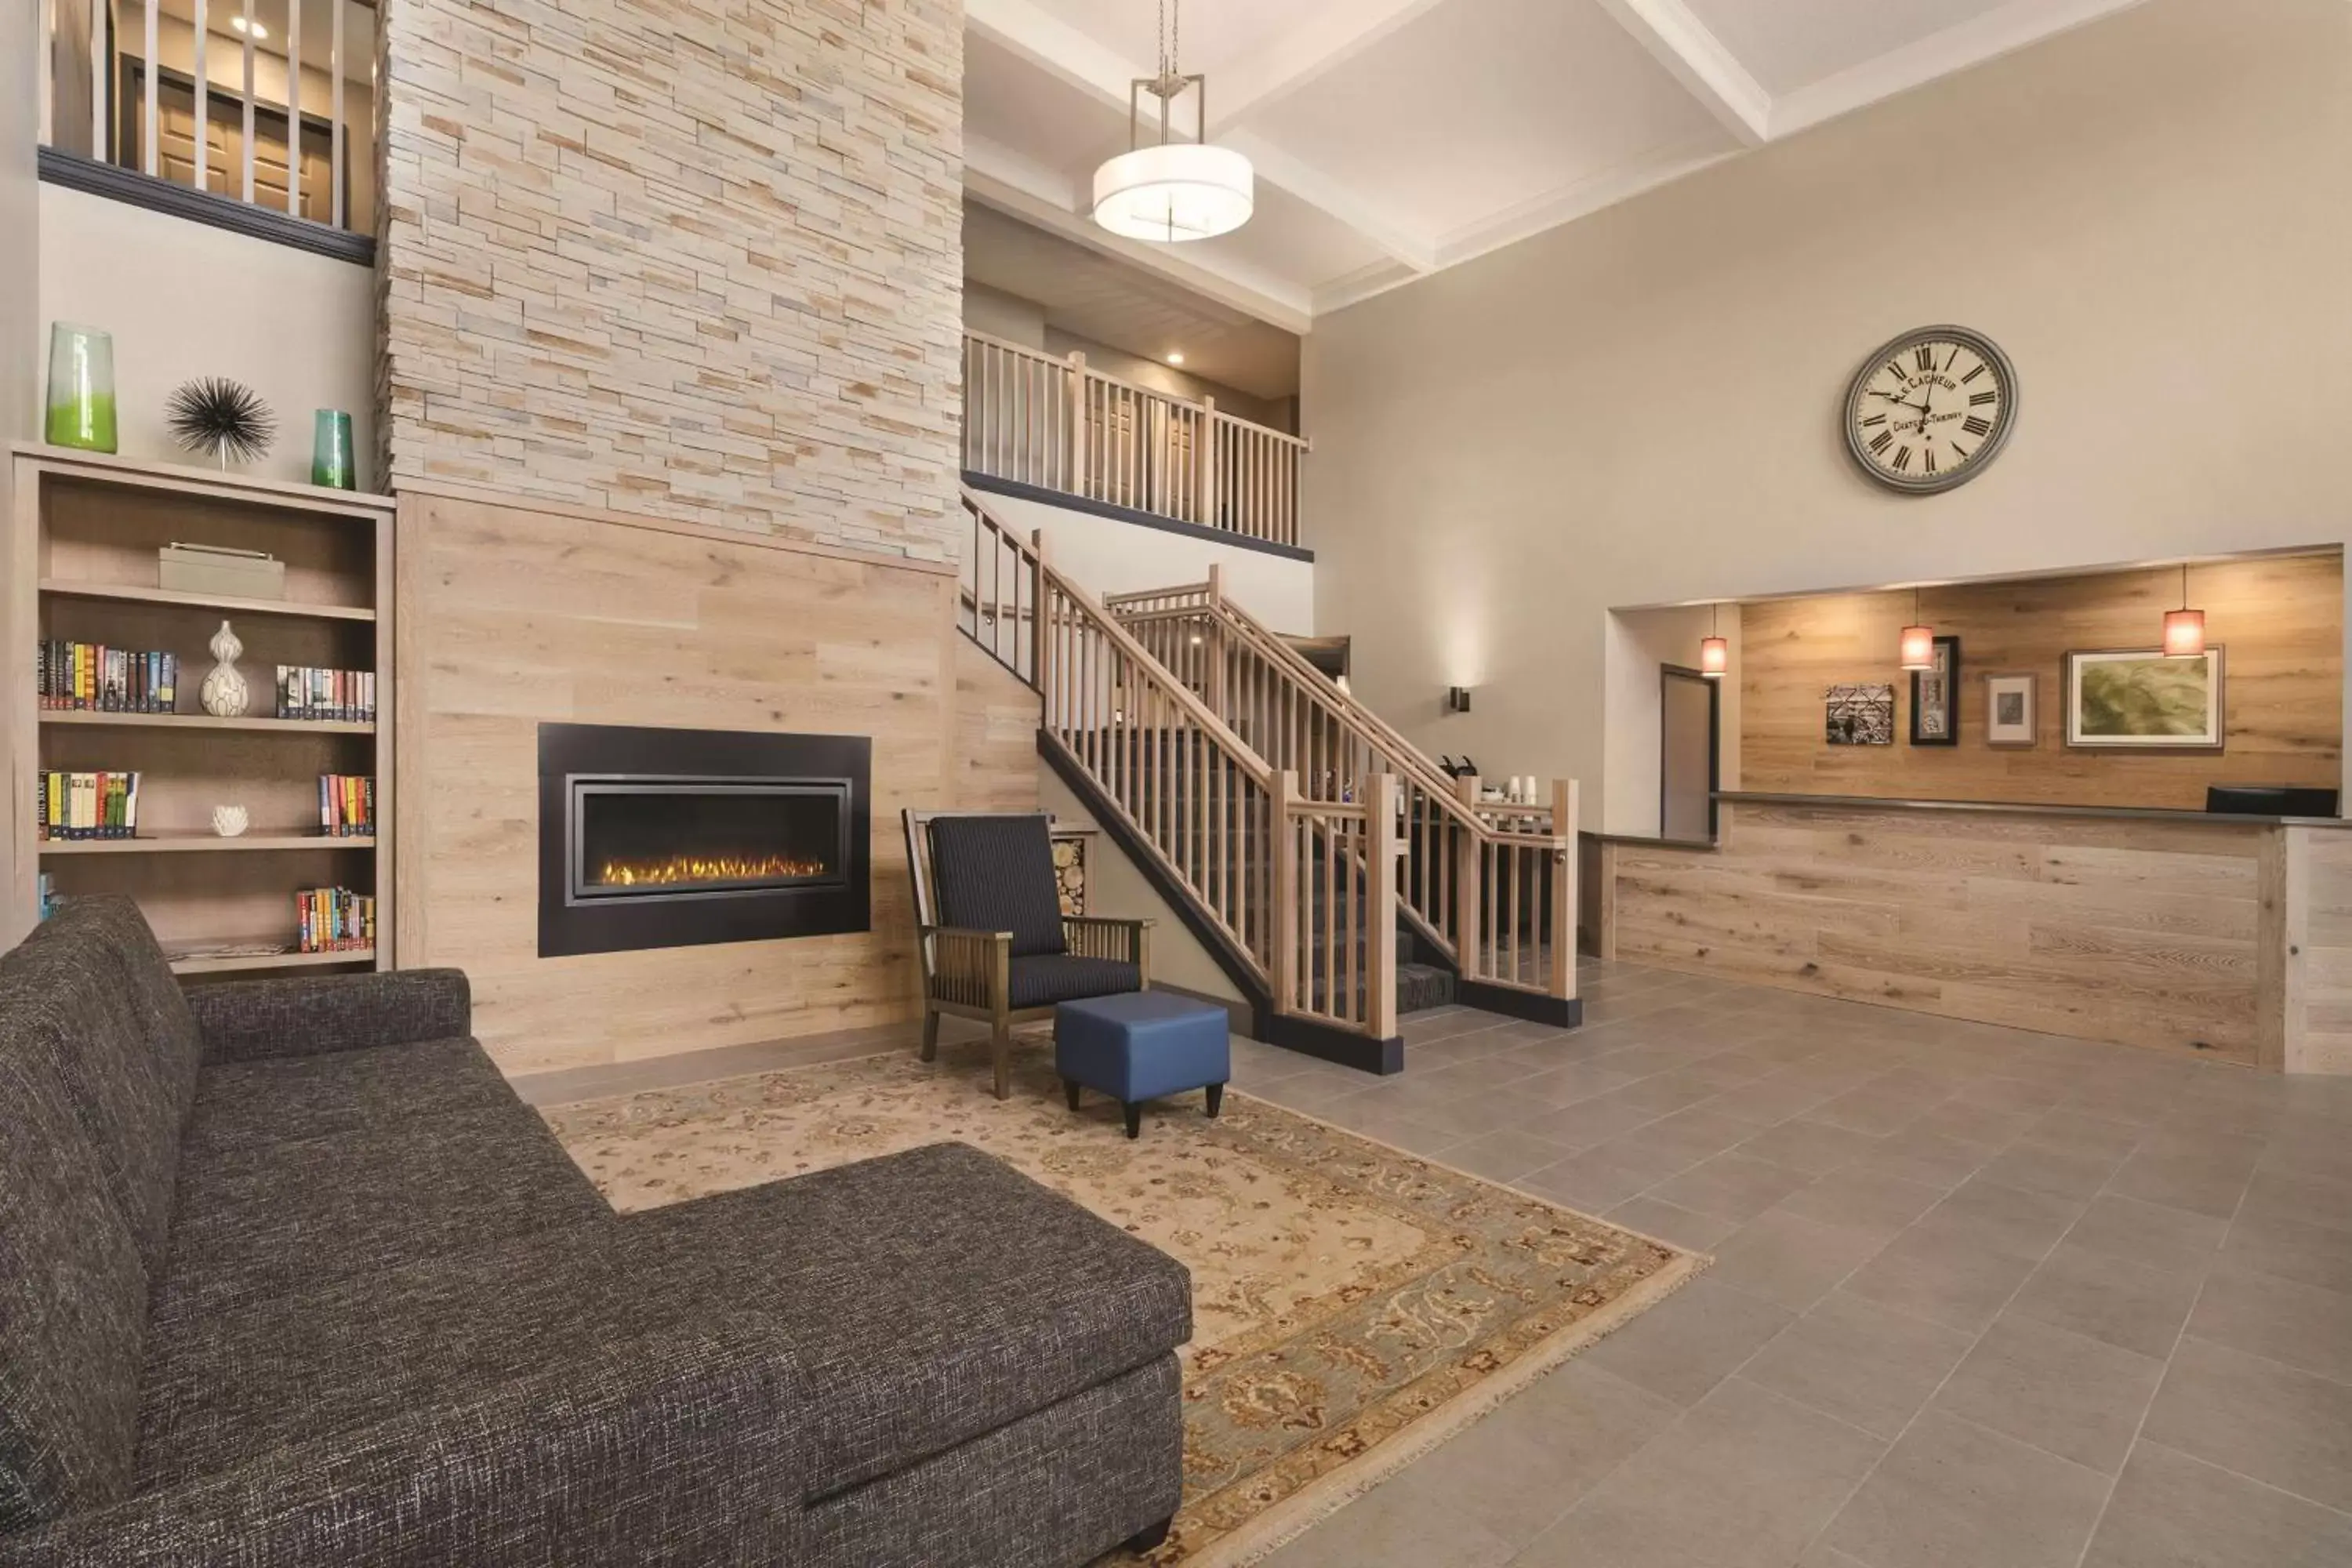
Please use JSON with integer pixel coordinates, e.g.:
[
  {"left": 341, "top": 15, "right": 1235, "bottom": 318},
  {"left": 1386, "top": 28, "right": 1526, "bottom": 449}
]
[
  {"left": 1825, "top": 683, "right": 1895, "bottom": 746},
  {"left": 2063, "top": 648, "right": 2226, "bottom": 749},
  {"left": 1910, "top": 635, "right": 1960, "bottom": 746},
  {"left": 1984, "top": 673, "right": 2037, "bottom": 747}
]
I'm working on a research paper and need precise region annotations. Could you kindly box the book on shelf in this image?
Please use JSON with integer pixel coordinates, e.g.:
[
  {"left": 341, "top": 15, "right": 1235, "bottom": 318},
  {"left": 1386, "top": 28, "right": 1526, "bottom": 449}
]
[
  {"left": 296, "top": 886, "right": 376, "bottom": 953},
  {"left": 35, "top": 770, "right": 142, "bottom": 840},
  {"left": 318, "top": 774, "right": 376, "bottom": 837},
  {"left": 277, "top": 666, "right": 376, "bottom": 723},
  {"left": 38, "top": 641, "right": 179, "bottom": 713},
  {"left": 36, "top": 875, "right": 57, "bottom": 921}
]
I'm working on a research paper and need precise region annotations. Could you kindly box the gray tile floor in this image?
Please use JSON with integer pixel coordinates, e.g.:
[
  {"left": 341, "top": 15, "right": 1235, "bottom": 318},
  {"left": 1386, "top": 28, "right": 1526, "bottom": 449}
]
[{"left": 1240, "top": 960, "right": 2352, "bottom": 1568}]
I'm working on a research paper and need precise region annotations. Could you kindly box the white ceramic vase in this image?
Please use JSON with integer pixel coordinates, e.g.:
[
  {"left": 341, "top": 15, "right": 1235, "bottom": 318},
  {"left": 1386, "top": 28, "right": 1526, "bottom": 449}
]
[
  {"left": 198, "top": 619, "right": 250, "bottom": 718},
  {"left": 210, "top": 804, "right": 249, "bottom": 838}
]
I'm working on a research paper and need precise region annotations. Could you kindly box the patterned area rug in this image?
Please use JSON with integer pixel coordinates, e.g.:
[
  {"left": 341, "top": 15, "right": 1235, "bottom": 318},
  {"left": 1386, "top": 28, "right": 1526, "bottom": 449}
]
[{"left": 543, "top": 1036, "right": 1702, "bottom": 1566}]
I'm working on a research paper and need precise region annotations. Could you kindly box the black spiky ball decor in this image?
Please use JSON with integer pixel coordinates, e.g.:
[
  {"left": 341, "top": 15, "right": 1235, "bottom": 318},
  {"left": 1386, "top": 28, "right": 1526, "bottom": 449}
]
[{"left": 167, "top": 378, "right": 277, "bottom": 468}]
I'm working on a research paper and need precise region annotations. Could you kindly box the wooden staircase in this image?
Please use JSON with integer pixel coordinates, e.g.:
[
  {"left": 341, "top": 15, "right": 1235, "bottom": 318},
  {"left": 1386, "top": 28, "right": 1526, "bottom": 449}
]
[{"left": 956, "top": 488, "right": 1579, "bottom": 1073}]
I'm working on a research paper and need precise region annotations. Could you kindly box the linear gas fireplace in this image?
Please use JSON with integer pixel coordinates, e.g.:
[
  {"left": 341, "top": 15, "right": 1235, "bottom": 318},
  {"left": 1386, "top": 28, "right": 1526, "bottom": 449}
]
[{"left": 538, "top": 724, "right": 870, "bottom": 957}]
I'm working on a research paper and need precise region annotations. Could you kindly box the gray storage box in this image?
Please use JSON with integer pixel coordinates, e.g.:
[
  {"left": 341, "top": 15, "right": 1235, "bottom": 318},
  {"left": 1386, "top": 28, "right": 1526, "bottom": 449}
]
[{"left": 159, "top": 543, "right": 285, "bottom": 601}]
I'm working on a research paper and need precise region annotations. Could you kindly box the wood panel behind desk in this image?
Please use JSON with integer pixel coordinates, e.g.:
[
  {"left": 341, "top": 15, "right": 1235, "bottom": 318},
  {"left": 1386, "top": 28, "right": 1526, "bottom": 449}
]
[{"left": 1606, "top": 800, "right": 2264, "bottom": 1062}]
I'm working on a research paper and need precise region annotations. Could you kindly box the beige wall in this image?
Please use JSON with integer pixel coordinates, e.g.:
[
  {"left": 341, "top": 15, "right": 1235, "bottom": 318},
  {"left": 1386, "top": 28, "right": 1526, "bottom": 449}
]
[
  {"left": 38, "top": 183, "right": 376, "bottom": 487},
  {"left": 1, "top": 0, "right": 36, "bottom": 935},
  {"left": 379, "top": 0, "right": 965, "bottom": 563},
  {"left": 1604, "top": 606, "right": 1740, "bottom": 837},
  {"left": 1303, "top": 0, "right": 2352, "bottom": 829}
]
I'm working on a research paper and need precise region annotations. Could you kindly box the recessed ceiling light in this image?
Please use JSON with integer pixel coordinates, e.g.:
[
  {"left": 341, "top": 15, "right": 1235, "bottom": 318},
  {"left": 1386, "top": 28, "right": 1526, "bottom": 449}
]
[
  {"left": 230, "top": 14, "right": 268, "bottom": 36},
  {"left": 1166, "top": 352, "right": 1185, "bottom": 365}
]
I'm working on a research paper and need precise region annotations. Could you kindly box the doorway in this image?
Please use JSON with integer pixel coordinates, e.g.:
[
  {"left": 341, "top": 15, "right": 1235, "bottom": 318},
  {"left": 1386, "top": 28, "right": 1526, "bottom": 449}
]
[{"left": 1660, "top": 665, "right": 1719, "bottom": 842}]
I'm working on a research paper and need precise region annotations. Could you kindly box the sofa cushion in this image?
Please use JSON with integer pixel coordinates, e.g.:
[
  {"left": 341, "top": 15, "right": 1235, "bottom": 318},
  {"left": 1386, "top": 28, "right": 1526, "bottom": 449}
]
[
  {"left": 154, "top": 1091, "right": 607, "bottom": 1329},
  {"left": 0, "top": 898, "right": 200, "bottom": 1275},
  {"left": 0, "top": 1051, "right": 148, "bottom": 1530},
  {"left": 928, "top": 814, "right": 1068, "bottom": 957},
  {"left": 134, "top": 1143, "right": 1189, "bottom": 1507},
  {"left": 1007, "top": 954, "right": 1141, "bottom": 1009},
  {"left": 180, "top": 1035, "right": 519, "bottom": 1159}
]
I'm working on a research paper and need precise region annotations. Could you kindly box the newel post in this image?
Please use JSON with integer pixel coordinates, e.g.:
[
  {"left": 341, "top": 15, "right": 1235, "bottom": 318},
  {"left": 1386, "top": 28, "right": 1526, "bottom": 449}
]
[
  {"left": 1454, "top": 773, "right": 1483, "bottom": 981},
  {"left": 1369, "top": 773, "right": 1401, "bottom": 1038},
  {"left": 1196, "top": 395, "right": 1217, "bottom": 528},
  {"left": 1066, "top": 351, "right": 1088, "bottom": 497},
  {"left": 1551, "top": 778, "right": 1579, "bottom": 1001},
  {"left": 1205, "top": 564, "right": 1228, "bottom": 715},
  {"left": 1272, "top": 768, "right": 1300, "bottom": 1015}
]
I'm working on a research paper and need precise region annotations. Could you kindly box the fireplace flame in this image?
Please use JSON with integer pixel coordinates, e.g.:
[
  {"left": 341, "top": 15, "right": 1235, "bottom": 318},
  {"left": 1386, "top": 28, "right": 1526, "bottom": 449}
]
[{"left": 594, "top": 852, "right": 826, "bottom": 887}]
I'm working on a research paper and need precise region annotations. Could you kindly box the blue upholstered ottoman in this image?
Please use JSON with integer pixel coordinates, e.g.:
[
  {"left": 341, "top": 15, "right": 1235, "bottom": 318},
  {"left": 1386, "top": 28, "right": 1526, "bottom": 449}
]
[{"left": 1055, "top": 991, "right": 1231, "bottom": 1138}]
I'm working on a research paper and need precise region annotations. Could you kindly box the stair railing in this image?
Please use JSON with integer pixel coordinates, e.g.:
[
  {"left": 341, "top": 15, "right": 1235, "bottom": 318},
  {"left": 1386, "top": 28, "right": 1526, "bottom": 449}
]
[
  {"left": 1109, "top": 573, "right": 1577, "bottom": 1007},
  {"left": 964, "top": 487, "right": 1399, "bottom": 1041}
]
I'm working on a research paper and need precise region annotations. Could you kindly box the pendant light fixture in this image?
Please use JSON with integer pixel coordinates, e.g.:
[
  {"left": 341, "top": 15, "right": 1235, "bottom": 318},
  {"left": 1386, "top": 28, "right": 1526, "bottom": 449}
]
[
  {"left": 1899, "top": 587, "right": 1936, "bottom": 672},
  {"left": 1093, "top": 0, "right": 1255, "bottom": 244},
  {"left": 1700, "top": 603, "right": 1729, "bottom": 679},
  {"left": 2163, "top": 561, "right": 2207, "bottom": 659}
]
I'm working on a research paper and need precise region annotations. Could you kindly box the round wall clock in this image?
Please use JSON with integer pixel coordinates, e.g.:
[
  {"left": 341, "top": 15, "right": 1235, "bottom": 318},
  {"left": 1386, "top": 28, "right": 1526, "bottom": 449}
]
[{"left": 1843, "top": 325, "right": 2018, "bottom": 495}]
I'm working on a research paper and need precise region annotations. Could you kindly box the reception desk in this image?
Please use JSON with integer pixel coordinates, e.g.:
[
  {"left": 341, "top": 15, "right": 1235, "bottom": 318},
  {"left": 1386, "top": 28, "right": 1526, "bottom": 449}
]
[{"left": 1589, "top": 793, "right": 2352, "bottom": 1074}]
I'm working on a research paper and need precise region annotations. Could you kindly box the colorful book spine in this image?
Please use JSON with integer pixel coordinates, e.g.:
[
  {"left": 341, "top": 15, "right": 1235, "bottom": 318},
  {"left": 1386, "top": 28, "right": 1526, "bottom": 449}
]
[
  {"left": 34, "top": 771, "right": 143, "bottom": 840},
  {"left": 295, "top": 886, "right": 376, "bottom": 953},
  {"left": 274, "top": 666, "right": 376, "bottom": 723},
  {"left": 34, "top": 643, "right": 179, "bottom": 713}
]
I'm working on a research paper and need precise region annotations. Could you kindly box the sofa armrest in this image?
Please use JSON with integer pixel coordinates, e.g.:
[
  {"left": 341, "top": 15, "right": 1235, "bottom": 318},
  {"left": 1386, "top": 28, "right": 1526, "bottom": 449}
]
[
  {"left": 0, "top": 1318, "right": 806, "bottom": 1568},
  {"left": 188, "top": 970, "right": 473, "bottom": 1063}
]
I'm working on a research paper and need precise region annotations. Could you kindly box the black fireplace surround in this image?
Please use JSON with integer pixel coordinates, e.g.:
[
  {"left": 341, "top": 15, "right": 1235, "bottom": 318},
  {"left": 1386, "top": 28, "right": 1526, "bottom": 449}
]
[{"left": 538, "top": 723, "right": 871, "bottom": 957}]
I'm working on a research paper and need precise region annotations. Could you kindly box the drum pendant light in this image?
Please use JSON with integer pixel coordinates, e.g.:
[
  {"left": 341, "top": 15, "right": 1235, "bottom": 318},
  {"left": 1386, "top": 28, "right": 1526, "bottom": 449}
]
[
  {"left": 2163, "top": 562, "right": 2207, "bottom": 659},
  {"left": 1700, "top": 604, "right": 1729, "bottom": 678},
  {"left": 1093, "top": 0, "right": 1254, "bottom": 244},
  {"left": 1899, "top": 588, "right": 1936, "bottom": 672}
]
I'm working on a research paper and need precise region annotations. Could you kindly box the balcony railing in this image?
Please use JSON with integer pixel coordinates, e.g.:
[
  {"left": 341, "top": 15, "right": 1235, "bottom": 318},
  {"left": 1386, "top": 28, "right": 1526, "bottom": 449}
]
[
  {"left": 963, "top": 330, "right": 1308, "bottom": 550},
  {"left": 40, "top": 0, "right": 377, "bottom": 252}
]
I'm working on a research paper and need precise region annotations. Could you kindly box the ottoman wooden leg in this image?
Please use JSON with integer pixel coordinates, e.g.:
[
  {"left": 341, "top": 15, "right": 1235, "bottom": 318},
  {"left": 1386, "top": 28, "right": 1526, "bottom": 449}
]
[
  {"left": 1206, "top": 1083, "right": 1224, "bottom": 1119},
  {"left": 1064, "top": 1078, "right": 1082, "bottom": 1112},
  {"left": 920, "top": 1008, "right": 940, "bottom": 1063},
  {"left": 1124, "top": 1517, "right": 1172, "bottom": 1553},
  {"left": 1123, "top": 1102, "right": 1142, "bottom": 1139},
  {"left": 990, "top": 1022, "right": 1011, "bottom": 1102}
]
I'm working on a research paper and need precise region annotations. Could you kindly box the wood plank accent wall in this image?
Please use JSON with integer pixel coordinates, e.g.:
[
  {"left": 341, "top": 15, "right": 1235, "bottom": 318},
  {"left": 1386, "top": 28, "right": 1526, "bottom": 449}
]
[
  {"left": 394, "top": 492, "right": 1036, "bottom": 1076},
  {"left": 1739, "top": 554, "right": 2343, "bottom": 809},
  {"left": 2267, "top": 826, "right": 2352, "bottom": 1075},
  {"left": 1607, "top": 801, "right": 2265, "bottom": 1062}
]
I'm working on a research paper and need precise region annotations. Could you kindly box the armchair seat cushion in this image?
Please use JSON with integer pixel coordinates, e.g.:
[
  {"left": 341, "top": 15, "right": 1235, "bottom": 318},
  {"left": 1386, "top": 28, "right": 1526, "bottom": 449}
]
[{"left": 1007, "top": 954, "right": 1142, "bottom": 1010}]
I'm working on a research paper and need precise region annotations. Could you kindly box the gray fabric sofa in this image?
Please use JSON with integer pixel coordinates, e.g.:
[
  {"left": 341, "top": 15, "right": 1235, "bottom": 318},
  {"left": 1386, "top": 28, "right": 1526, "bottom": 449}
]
[{"left": 0, "top": 897, "right": 1189, "bottom": 1566}]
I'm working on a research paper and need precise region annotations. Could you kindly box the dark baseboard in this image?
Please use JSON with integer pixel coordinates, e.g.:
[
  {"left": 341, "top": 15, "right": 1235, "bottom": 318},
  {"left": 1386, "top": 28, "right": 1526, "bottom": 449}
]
[
  {"left": 1258, "top": 1011, "right": 1403, "bottom": 1075},
  {"left": 1456, "top": 982, "right": 1582, "bottom": 1029},
  {"left": 964, "top": 471, "right": 1314, "bottom": 563},
  {"left": 39, "top": 147, "right": 376, "bottom": 265}
]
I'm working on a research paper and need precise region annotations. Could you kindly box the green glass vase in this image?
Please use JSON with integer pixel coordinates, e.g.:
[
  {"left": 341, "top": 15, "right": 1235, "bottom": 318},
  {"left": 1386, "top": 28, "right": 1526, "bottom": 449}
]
[
  {"left": 311, "top": 409, "right": 356, "bottom": 490},
  {"left": 45, "top": 324, "right": 117, "bottom": 453}
]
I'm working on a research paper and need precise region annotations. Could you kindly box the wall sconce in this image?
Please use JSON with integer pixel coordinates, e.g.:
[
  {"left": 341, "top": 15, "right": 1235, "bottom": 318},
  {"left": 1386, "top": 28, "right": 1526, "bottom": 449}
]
[{"left": 1446, "top": 686, "right": 1472, "bottom": 713}]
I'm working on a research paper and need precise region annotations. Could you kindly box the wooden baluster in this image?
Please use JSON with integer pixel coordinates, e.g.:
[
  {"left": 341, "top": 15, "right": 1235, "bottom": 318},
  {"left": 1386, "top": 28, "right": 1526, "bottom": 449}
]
[
  {"left": 1272, "top": 771, "right": 1298, "bottom": 1012},
  {"left": 1068, "top": 353, "right": 1087, "bottom": 499},
  {"left": 1370, "top": 775, "right": 1399, "bottom": 1036}
]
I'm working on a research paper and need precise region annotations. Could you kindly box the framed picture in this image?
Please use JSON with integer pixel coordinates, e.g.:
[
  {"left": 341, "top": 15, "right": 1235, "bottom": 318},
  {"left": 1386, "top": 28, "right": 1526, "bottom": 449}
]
[
  {"left": 1909, "top": 636, "right": 1960, "bottom": 746},
  {"left": 1825, "top": 683, "right": 1895, "bottom": 746},
  {"left": 2063, "top": 648, "right": 2226, "bottom": 750},
  {"left": 1984, "top": 673, "right": 2038, "bottom": 748}
]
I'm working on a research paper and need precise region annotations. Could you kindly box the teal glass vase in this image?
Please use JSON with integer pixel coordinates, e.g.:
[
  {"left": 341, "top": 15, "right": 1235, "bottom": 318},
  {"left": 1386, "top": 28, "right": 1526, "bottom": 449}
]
[
  {"left": 45, "top": 324, "right": 117, "bottom": 453},
  {"left": 311, "top": 409, "right": 356, "bottom": 490}
]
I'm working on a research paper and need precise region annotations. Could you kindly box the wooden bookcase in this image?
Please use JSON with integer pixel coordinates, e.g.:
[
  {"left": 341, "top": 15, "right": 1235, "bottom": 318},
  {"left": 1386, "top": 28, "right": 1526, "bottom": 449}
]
[{"left": 6, "top": 445, "right": 395, "bottom": 977}]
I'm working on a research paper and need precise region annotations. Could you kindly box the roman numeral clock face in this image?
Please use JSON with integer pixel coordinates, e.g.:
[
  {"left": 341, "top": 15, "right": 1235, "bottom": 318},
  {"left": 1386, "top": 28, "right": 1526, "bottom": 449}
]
[{"left": 1845, "top": 328, "right": 2017, "bottom": 494}]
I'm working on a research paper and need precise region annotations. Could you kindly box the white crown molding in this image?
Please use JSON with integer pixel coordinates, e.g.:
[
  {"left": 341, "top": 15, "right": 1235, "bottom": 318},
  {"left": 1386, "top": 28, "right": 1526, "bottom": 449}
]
[
  {"left": 1592, "top": 0, "right": 1772, "bottom": 146},
  {"left": 1219, "top": 132, "right": 1439, "bottom": 274},
  {"left": 1207, "top": 0, "right": 1454, "bottom": 131},
  {"left": 964, "top": 138, "right": 1318, "bottom": 334},
  {"left": 1768, "top": 0, "right": 2154, "bottom": 140}
]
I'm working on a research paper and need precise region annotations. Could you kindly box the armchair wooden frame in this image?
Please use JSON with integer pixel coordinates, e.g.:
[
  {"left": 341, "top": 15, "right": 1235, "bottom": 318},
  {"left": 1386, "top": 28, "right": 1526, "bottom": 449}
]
[{"left": 904, "top": 810, "right": 1152, "bottom": 1099}]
